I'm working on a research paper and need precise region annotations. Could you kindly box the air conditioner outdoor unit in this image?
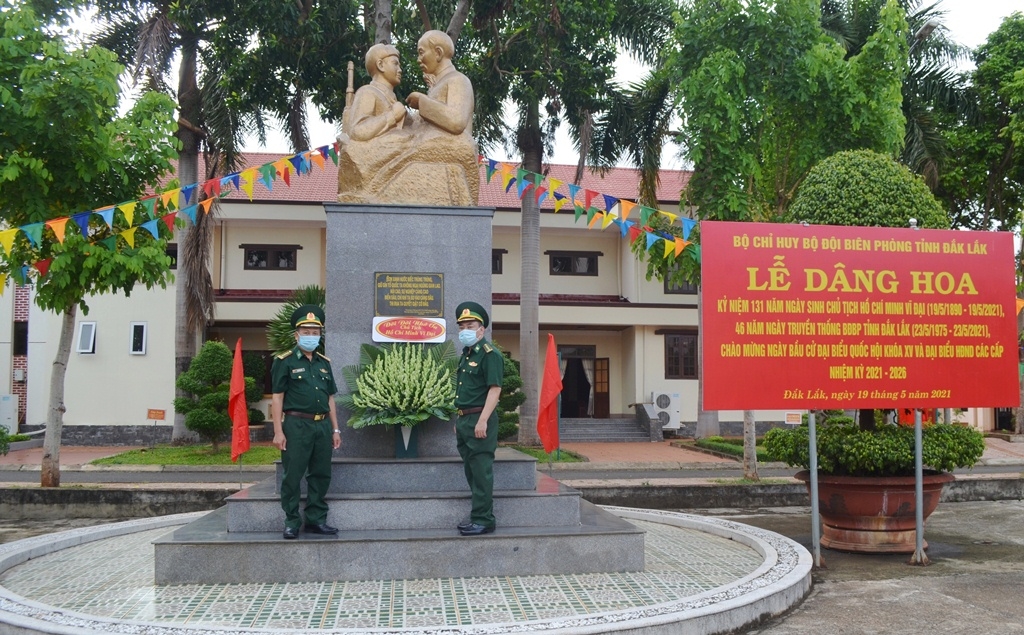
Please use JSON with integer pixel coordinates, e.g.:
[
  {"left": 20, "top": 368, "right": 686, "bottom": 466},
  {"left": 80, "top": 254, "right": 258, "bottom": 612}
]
[{"left": 651, "top": 389, "right": 681, "bottom": 430}]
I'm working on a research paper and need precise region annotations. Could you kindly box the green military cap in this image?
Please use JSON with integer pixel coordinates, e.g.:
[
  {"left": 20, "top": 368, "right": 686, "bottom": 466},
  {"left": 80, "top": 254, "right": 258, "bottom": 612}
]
[
  {"left": 455, "top": 301, "right": 489, "bottom": 328},
  {"left": 292, "top": 304, "right": 325, "bottom": 329}
]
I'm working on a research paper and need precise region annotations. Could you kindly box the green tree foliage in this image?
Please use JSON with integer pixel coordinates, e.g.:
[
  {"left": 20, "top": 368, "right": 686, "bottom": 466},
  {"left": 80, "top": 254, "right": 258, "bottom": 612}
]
[
  {"left": 632, "top": 0, "right": 909, "bottom": 291},
  {"left": 174, "top": 341, "right": 263, "bottom": 449},
  {"left": 821, "top": 0, "right": 972, "bottom": 187},
  {"left": 675, "top": 0, "right": 907, "bottom": 222},
  {"left": 0, "top": 1, "right": 179, "bottom": 486},
  {"left": 788, "top": 149, "right": 948, "bottom": 229},
  {"left": 938, "top": 12, "right": 1024, "bottom": 233},
  {"left": 497, "top": 352, "right": 526, "bottom": 441}
]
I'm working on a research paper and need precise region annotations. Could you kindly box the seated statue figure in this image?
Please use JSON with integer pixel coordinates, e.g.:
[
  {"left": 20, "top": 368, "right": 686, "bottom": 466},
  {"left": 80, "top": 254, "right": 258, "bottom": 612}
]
[{"left": 337, "top": 32, "right": 479, "bottom": 207}]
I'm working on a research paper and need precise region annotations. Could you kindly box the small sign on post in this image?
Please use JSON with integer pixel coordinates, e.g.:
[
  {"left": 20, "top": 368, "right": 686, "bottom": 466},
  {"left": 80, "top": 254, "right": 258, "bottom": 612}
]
[{"left": 147, "top": 409, "right": 166, "bottom": 421}]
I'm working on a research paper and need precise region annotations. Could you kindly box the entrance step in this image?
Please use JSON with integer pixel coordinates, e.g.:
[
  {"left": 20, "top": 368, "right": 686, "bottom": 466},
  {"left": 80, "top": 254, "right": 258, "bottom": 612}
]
[
  {"left": 227, "top": 474, "right": 581, "bottom": 532},
  {"left": 560, "top": 417, "right": 651, "bottom": 442},
  {"left": 154, "top": 500, "right": 645, "bottom": 584}
]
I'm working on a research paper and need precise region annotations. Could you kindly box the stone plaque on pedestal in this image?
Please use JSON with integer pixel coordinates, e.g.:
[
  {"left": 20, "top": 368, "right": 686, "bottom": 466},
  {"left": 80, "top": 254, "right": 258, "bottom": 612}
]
[{"left": 324, "top": 202, "right": 494, "bottom": 457}]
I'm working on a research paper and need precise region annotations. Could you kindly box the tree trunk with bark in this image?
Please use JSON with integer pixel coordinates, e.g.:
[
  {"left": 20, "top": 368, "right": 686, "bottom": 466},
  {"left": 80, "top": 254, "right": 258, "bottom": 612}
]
[
  {"left": 516, "top": 99, "right": 543, "bottom": 446},
  {"left": 374, "top": 0, "right": 392, "bottom": 43},
  {"left": 742, "top": 409, "right": 759, "bottom": 480},
  {"left": 40, "top": 307, "right": 76, "bottom": 487},
  {"left": 172, "top": 34, "right": 202, "bottom": 444}
]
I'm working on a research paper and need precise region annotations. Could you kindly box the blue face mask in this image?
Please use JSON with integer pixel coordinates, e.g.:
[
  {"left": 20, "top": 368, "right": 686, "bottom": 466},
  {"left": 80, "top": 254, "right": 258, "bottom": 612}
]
[
  {"left": 458, "top": 329, "right": 480, "bottom": 348},
  {"left": 297, "top": 334, "right": 321, "bottom": 352}
]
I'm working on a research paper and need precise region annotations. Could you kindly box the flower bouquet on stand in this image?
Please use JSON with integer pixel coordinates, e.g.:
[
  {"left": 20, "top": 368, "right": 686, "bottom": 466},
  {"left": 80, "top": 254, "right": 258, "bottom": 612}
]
[{"left": 338, "top": 341, "right": 457, "bottom": 458}]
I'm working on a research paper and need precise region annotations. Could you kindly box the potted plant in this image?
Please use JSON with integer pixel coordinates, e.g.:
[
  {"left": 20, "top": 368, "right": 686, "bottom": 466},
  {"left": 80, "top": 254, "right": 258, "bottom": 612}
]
[
  {"left": 337, "top": 341, "right": 457, "bottom": 458},
  {"left": 764, "top": 411, "right": 985, "bottom": 553}
]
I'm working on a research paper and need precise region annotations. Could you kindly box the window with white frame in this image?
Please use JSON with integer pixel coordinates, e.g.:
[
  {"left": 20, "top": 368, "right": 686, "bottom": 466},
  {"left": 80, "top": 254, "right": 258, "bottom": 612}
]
[
  {"left": 130, "top": 322, "right": 147, "bottom": 355},
  {"left": 76, "top": 321, "right": 96, "bottom": 354}
]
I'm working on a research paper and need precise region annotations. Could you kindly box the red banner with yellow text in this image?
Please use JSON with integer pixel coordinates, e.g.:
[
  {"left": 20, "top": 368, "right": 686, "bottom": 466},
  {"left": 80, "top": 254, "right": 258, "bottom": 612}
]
[{"left": 701, "top": 221, "right": 1018, "bottom": 410}]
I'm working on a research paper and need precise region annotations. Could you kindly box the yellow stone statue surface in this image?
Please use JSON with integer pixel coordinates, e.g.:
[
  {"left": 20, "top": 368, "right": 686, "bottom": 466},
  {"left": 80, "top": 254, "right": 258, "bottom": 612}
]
[{"left": 338, "top": 31, "right": 479, "bottom": 207}]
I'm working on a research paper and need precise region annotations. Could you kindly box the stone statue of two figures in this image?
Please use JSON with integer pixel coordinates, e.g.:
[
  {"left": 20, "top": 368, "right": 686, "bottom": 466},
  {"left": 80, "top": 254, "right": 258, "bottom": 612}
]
[{"left": 337, "top": 31, "right": 479, "bottom": 207}]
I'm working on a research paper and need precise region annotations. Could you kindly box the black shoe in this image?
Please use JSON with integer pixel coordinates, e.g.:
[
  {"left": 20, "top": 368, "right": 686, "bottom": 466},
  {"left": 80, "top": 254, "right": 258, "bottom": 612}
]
[
  {"left": 283, "top": 526, "right": 299, "bottom": 539},
  {"left": 304, "top": 523, "right": 339, "bottom": 535},
  {"left": 459, "top": 523, "right": 495, "bottom": 536},
  {"left": 457, "top": 520, "right": 474, "bottom": 531}
]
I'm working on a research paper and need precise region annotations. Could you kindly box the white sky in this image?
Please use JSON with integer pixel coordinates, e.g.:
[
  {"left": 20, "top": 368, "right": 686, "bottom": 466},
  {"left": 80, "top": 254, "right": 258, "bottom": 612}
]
[{"left": 251, "top": 0, "right": 1021, "bottom": 163}]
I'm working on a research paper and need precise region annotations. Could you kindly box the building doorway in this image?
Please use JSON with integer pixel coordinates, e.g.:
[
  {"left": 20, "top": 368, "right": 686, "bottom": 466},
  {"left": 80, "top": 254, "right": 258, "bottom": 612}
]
[{"left": 557, "top": 345, "right": 609, "bottom": 419}]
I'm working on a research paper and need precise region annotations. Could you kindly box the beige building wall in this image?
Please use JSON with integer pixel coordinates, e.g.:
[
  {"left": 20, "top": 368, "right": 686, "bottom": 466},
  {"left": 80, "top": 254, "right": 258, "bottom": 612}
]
[{"left": 24, "top": 284, "right": 175, "bottom": 428}]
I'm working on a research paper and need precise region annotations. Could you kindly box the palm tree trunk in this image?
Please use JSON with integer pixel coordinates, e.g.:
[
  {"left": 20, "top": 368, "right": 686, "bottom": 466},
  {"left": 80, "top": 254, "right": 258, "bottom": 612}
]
[
  {"left": 517, "top": 98, "right": 543, "bottom": 446},
  {"left": 172, "top": 33, "right": 202, "bottom": 444},
  {"left": 41, "top": 306, "right": 76, "bottom": 487}
]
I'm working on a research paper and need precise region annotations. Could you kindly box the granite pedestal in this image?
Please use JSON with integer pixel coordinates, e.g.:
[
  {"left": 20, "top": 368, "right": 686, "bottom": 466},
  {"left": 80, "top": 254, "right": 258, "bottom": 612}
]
[{"left": 154, "top": 451, "right": 646, "bottom": 584}]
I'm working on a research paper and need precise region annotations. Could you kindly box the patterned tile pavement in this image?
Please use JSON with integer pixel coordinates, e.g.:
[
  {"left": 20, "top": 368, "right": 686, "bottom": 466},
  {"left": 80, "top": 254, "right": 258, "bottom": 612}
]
[{"left": 1, "top": 518, "right": 763, "bottom": 631}]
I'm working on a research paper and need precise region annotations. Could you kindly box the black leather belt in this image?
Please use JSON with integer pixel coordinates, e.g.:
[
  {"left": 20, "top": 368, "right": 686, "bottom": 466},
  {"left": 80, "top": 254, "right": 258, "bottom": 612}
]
[
  {"left": 284, "top": 410, "right": 329, "bottom": 421},
  {"left": 457, "top": 407, "right": 484, "bottom": 416}
]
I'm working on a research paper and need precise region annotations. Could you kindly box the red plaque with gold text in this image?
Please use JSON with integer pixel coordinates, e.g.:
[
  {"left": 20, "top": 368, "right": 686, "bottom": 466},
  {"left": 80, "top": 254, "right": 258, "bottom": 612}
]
[{"left": 701, "top": 221, "right": 1018, "bottom": 410}]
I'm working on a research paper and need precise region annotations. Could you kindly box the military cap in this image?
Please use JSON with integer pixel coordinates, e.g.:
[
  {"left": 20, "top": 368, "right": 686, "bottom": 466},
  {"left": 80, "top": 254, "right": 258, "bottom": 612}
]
[
  {"left": 455, "top": 301, "right": 489, "bottom": 328},
  {"left": 292, "top": 304, "right": 325, "bottom": 329}
]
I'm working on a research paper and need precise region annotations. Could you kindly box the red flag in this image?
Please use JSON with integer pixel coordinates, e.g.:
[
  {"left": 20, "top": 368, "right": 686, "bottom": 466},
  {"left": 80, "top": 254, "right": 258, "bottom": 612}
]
[
  {"left": 538, "top": 333, "right": 563, "bottom": 453},
  {"left": 229, "top": 338, "right": 250, "bottom": 462}
]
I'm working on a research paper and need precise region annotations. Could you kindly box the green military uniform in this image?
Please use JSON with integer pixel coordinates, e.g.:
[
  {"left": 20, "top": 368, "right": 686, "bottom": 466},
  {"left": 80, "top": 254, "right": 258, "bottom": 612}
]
[
  {"left": 272, "top": 306, "right": 338, "bottom": 532},
  {"left": 454, "top": 302, "right": 504, "bottom": 529}
]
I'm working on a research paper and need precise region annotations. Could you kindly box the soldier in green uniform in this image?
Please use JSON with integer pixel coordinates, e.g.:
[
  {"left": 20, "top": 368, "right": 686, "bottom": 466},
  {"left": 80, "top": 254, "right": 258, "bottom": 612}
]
[
  {"left": 271, "top": 304, "right": 341, "bottom": 540},
  {"left": 453, "top": 301, "right": 504, "bottom": 536}
]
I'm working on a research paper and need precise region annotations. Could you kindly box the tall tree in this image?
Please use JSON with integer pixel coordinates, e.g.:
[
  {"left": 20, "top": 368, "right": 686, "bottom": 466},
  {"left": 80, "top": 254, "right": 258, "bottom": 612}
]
[
  {"left": 622, "top": 0, "right": 907, "bottom": 472},
  {"left": 467, "top": 0, "right": 674, "bottom": 445},
  {"left": 821, "top": 0, "right": 973, "bottom": 188},
  {"left": 0, "top": 1, "right": 178, "bottom": 485},
  {"left": 92, "top": 0, "right": 249, "bottom": 442},
  {"left": 938, "top": 12, "right": 1024, "bottom": 234}
]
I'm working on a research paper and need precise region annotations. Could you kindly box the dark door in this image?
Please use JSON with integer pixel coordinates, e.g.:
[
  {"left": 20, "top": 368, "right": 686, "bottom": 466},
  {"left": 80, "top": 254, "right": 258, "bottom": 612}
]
[
  {"left": 560, "top": 358, "right": 591, "bottom": 418},
  {"left": 593, "top": 358, "right": 609, "bottom": 418}
]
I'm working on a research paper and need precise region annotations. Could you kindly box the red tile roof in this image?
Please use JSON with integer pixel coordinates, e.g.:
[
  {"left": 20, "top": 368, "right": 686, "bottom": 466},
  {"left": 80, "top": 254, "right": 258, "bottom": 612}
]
[{"left": 189, "top": 152, "right": 690, "bottom": 209}]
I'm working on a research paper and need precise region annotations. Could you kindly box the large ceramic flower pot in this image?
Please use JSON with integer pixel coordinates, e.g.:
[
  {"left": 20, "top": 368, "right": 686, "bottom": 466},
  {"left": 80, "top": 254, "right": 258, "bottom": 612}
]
[{"left": 795, "top": 470, "right": 955, "bottom": 553}]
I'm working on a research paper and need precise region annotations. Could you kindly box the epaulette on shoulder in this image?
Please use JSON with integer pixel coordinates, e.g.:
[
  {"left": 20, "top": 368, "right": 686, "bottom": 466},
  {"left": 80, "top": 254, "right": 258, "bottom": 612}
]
[
  {"left": 275, "top": 350, "right": 291, "bottom": 359},
  {"left": 318, "top": 352, "right": 331, "bottom": 362},
  {"left": 482, "top": 343, "right": 493, "bottom": 353}
]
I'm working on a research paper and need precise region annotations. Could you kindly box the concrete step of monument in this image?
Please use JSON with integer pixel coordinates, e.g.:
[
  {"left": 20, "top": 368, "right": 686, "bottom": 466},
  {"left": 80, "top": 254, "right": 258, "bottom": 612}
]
[
  {"left": 227, "top": 475, "right": 581, "bottom": 532},
  {"left": 154, "top": 500, "right": 645, "bottom": 584},
  {"left": 278, "top": 447, "right": 538, "bottom": 494}
]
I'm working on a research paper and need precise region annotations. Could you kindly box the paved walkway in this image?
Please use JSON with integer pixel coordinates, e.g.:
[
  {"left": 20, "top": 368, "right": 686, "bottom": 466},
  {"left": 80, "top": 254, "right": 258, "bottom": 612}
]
[{"left": 2, "top": 436, "right": 1023, "bottom": 472}]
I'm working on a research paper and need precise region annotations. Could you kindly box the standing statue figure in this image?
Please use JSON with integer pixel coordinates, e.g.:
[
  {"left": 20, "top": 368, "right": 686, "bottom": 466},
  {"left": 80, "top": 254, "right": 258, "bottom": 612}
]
[{"left": 337, "top": 32, "right": 480, "bottom": 207}]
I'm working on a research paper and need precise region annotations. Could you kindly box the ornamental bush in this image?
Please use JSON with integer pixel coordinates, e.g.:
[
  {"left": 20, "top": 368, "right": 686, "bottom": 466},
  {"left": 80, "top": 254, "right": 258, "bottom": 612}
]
[
  {"left": 787, "top": 150, "right": 948, "bottom": 229},
  {"left": 174, "top": 341, "right": 264, "bottom": 449},
  {"left": 338, "top": 342, "right": 457, "bottom": 428},
  {"left": 497, "top": 351, "right": 526, "bottom": 441},
  {"left": 763, "top": 415, "right": 985, "bottom": 477}
]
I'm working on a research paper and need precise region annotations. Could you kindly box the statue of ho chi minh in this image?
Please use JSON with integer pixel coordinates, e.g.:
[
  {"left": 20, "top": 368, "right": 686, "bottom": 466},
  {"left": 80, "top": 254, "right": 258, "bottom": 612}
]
[{"left": 337, "top": 31, "right": 480, "bottom": 207}]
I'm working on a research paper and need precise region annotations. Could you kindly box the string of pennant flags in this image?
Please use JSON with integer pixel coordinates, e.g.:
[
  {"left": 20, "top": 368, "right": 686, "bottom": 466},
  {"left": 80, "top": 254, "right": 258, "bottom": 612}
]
[
  {"left": 0, "top": 144, "right": 344, "bottom": 293},
  {"left": 0, "top": 145, "right": 700, "bottom": 293},
  {"left": 482, "top": 158, "right": 698, "bottom": 260}
]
